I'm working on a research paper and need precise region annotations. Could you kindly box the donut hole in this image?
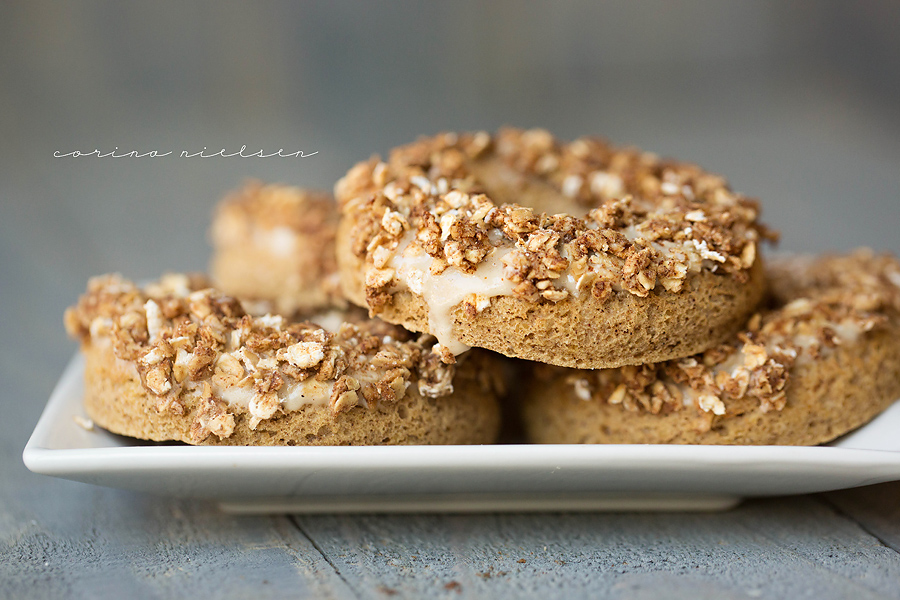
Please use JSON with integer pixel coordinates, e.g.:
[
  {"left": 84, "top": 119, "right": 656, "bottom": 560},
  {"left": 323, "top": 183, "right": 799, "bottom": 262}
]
[
  {"left": 469, "top": 157, "right": 593, "bottom": 217},
  {"left": 397, "top": 405, "right": 409, "bottom": 419}
]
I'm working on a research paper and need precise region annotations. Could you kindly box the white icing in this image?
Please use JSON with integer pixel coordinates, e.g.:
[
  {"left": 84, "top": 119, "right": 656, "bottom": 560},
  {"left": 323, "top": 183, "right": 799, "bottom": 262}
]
[
  {"left": 206, "top": 375, "right": 334, "bottom": 411},
  {"left": 280, "top": 378, "right": 334, "bottom": 411},
  {"left": 306, "top": 309, "right": 347, "bottom": 333},
  {"left": 255, "top": 226, "right": 297, "bottom": 256},
  {"left": 211, "top": 382, "right": 255, "bottom": 407},
  {"left": 562, "top": 174, "right": 583, "bottom": 198},
  {"left": 666, "top": 314, "right": 870, "bottom": 410},
  {"left": 257, "top": 314, "right": 284, "bottom": 330},
  {"left": 487, "top": 228, "right": 504, "bottom": 245},
  {"left": 389, "top": 234, "right": 516, "bottom": 354},
  {"left": 92, "top": 334, "right": 357, "bottom": 418},
  {"left": 888, "top": 270, "right": 900, "bottom": 288},
  {"left": 768, "top": 317, "right": 865, "bottom": 366},
  {"left": 832, "top": 321, "right": 863, "bottom": 344},
  {"left": 660, "top": 181, "right": 680, "bottom": 195},
  {"left": 589, "top": 171, "right": 624, "bottom": 197}
]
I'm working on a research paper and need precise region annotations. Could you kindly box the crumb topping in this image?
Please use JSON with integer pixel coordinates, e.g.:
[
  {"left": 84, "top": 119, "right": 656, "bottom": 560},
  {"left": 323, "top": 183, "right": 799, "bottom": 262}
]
[
  {"left": 336, "top": 128, "right": 775, "bottom": 311},
  {"left": 553, "top": 250, "right": 900, "bottom": 419},
  {"left": 767, "top": 249, "right": 900, "bottom": 315},
  {"left": 65, "top": 274, "right": 459, "bottom": 443},
  {"left": 210, "top": 180, "right": 343, "bottom": 310},
  {"left": 214, "top": 180, "right": 337, "bottom": 233}
]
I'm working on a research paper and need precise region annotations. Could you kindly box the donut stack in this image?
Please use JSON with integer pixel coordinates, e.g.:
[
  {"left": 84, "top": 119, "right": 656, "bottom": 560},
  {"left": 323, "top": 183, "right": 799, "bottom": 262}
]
[
  {"left": 331, "top": 128, "right": 900, "bottom": 445},
  {"left": 65, "top": 181, "right": 504, "bottom": 446},
  {"left": 66, "top": 128, "right": 900, "bottom": 446}
]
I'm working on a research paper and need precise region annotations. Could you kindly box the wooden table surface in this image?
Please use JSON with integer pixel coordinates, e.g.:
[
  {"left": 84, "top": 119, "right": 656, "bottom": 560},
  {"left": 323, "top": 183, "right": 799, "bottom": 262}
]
[
  {"left": 4, "top": 5, "right": 900, "bottom": 596},
  {"left": 4, "top": 432, "right": 900, "bottom": 599}
]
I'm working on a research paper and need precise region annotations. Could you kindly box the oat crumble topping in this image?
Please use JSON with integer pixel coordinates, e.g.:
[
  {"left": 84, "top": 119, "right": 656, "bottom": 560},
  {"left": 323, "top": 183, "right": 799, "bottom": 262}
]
[
  {"left": 336, "top": 128, "right": 775, "bottom": 309},
  {"left": 65, "top": 274, "right": 461, "bottom": 443},
  {"left": 552, "top": 250, "right": 900, "bottom": 420},
  {"left": 210, "top": 180, "right": 343, "bottom": 310},
  {"left": 214, "top": 180, "right": 337, "bottom": 233}
]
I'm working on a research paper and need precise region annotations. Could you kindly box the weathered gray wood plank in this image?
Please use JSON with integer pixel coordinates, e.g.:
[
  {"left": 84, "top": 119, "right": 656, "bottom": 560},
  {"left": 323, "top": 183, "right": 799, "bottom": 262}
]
[
  {"left": 293, "top": 497, "right": 900, "bottom": 600},
  {"left": 0, "top": 468, "right": 355, "bottom": 600},
  {"left": 821, "top": 482, "right": 900, "bottom": 553}
]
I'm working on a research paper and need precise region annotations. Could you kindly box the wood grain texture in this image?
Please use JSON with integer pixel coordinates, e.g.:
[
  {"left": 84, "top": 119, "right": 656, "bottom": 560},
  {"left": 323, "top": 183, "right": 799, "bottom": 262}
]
[
  {"left": 292, "top": 495, "right": 900, "bottom": 600},
  {"left": 0, "top": 466, "right": 354, "bottom": 600},
  {"left": 822, "top": 482, "right": 900, "bottom": 554}
]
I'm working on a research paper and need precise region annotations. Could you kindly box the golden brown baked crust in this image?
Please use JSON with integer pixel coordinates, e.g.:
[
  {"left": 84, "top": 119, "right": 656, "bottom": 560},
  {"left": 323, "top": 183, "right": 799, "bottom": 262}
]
[
  {"left": 335, "top": 128, "right": 772, "bottom": 368},
  {"left": 210, "top": 181, "right": 343, "bottom": 314},
  {"left": 65, "top": 274, "right": 502, "bottom": 445},
  {"left": 521, "top": 249, "right": 900, "bottom": 445}
]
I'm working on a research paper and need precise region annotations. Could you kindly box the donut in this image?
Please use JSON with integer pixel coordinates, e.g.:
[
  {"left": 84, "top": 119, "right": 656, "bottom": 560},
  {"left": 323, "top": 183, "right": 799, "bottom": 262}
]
[
  {"left": 64, "top": 274, "right": 503, "bottom": 446},
  {"left": 335, "top": 128, "right": 772, "bottom": 369},
  {"left": 520, "top": 250, "right": 900, "bottom": 445},
  {"left": 210, "top": 181, "right": 343, "bottom": 314}
]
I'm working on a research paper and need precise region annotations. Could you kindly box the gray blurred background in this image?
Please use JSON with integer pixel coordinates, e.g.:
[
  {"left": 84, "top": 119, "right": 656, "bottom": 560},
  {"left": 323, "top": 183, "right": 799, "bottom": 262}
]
[{"left": 2, "top": 1, "right": 900, "bottom": 420}]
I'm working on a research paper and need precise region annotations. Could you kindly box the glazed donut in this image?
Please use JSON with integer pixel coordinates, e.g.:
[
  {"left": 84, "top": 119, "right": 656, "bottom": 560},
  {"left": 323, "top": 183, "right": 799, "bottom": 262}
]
[
  {"left": 335, "top": 128, "right": 771, "bottom": 369},
  {"left": 521, "top": 250, "right": 900, "bottom": 445},
  {"left": 210, "top": 181, "right": 343, "bottom": 314},
  {"left": 64, "top": 274, "right": 502, "bottom": 446}
]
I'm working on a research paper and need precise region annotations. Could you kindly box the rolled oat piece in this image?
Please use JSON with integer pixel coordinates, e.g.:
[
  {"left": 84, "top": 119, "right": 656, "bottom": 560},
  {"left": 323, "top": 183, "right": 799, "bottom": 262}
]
[
  {"left": 335, "top": 128, "right": 772, "bottom": 369},
  {"left": 521, "top": 250, "right": 900, "bottom": 445},
  {"left": 64, "top": 274, "right": 503, "bottom": 446},
  {"left": 210, "top": 181, "right": 343, "bottom": 315}
]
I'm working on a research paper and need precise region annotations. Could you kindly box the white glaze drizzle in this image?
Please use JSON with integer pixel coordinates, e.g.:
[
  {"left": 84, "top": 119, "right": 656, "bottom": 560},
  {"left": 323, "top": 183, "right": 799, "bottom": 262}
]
[{"left": 389, "top": 234, "right": 516, "bottom": 354}]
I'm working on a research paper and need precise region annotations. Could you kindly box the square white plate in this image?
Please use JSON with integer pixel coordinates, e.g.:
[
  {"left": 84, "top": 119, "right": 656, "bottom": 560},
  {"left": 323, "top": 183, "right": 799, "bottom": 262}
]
[{"left": 23, "top": 354, "right": 900, "bottom": 513}]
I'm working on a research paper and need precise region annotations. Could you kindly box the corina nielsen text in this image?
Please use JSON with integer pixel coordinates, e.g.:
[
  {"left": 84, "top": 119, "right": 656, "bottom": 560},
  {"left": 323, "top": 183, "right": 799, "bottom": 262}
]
[{"left": 53, "top": 145, "right": 318, "bottom": 158}]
